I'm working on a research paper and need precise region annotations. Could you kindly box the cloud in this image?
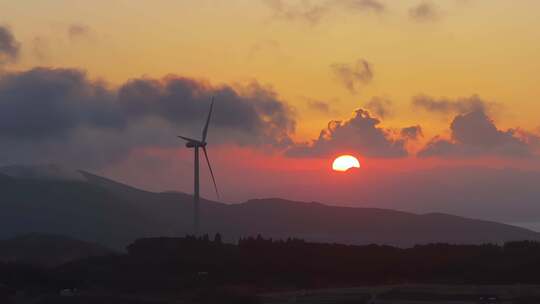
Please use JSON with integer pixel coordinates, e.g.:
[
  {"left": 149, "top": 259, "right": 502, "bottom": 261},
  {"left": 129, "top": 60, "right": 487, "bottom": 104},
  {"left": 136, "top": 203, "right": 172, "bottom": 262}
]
[
  {"left": 419, "top": 110, "right": 537, "bottom": 158},
  {"left": 306, "top": 99, "right": 332, "bottom": 114},
  {"left": 365, "top": 96, "right": 392, "bottom": 118},
  {"left": 263, "top": 0, "right": 329, "bottom": 25},
  {"left": 401, "top": 125, "right": 423, "bottom": 140},
  {"left": 68, "top": 24, "right": 91, "bottom": 40},
  {"left": 0, "top": 68, "right": 296, "bottom": 168},
  {"left": 262, "top": 0, "right": 385, "bottom": 25},
  {"left": 331, "top": 59, "right": 373, "bottom": 94},
  {"left": 0, "top": 68, "right": 122, "bottom": 140},
  {"left": 287, "top": 108, "right": 408, "bottom": 158},
  {"left": 118, "top": 77, "right": 295, "bottom": 147},
  {"left": 0, "top": 26, "right": 20, "bottom": 65},
  {"left": 31, "top": 36, "right": 50, "bottom": 61},
  {"left": 338, "top": 0, "right": 386, "bottom": 13},
  {"left": 518, "top": 129, "right": 540, "bottom": 149},
  {"left": 412, "top": 94, "right": 492, "bottom": 115},
  {"left": 409, "top": 1, "right": 440, "bottom": 22}
]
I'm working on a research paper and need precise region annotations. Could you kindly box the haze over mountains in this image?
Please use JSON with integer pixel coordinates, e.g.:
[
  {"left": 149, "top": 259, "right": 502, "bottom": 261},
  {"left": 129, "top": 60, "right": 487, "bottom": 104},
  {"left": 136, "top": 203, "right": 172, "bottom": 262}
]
[{"left": 1, "top": 164, "right": 539, "bottom": 249}]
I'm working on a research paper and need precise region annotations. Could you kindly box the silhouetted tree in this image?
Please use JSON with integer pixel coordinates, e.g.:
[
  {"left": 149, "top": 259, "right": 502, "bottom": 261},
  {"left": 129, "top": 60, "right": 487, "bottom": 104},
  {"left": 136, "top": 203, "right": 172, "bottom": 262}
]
[
  {"left": 10, "top": 234, "right": 540, "bottom": 295},
  {"left": 214, "top": 233, "right": 222, "bottom": 244}
]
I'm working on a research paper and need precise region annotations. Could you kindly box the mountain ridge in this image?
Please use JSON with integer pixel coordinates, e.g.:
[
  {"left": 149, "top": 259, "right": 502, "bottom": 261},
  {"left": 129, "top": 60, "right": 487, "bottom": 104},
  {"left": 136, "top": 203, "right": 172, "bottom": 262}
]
[{"left": 1, "top": 164, "right": 539, "bottom": 249}]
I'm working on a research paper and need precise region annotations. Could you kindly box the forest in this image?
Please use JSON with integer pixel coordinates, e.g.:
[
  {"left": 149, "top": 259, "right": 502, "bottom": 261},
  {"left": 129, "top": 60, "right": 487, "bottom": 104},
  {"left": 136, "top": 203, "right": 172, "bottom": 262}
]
[{"left": 3, "top": 235, "right": 540, "bottom": 303}]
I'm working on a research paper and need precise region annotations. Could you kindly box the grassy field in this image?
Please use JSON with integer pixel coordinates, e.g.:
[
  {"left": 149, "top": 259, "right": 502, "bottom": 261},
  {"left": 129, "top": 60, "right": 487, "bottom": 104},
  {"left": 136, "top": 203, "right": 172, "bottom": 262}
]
[
  {"left": 261, "top": 284, "right": 540, "bottom": 304},
  {"left": 6, "top": 284, "right": 540, "bottom": 303}
]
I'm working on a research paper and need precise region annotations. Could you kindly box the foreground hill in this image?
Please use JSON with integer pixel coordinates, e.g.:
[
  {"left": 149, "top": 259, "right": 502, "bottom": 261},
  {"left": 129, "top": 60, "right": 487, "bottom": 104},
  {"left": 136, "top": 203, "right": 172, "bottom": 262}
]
[
  {"left": 0, "top": 233, "right": 114, "bottom": 267},
  {"left": 1, "top": 165, "right": 539, "bottom": 248}
]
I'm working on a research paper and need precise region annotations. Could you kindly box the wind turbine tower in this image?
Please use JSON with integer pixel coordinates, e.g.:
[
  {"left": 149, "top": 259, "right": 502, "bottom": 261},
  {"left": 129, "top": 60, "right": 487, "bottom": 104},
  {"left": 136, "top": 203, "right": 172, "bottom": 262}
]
[{"left": 178, "top": 97, "right": 219, "bottom": 235}]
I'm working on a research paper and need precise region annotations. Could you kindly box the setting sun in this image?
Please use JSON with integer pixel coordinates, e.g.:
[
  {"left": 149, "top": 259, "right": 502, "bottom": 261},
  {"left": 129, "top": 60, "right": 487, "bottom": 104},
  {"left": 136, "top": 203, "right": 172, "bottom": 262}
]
[{"left": 332, "top": 155, "right": 361, "bottom": 172}]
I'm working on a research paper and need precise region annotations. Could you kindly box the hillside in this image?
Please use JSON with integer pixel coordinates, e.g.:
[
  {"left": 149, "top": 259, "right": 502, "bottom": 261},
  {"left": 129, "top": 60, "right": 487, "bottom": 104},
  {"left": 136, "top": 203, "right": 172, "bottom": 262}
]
[
  {"left": 1, "top": 165, "right": 539, "bottom": 248},
  {"left": 0, "top": 233, "right": 114, "bottom": 267}
]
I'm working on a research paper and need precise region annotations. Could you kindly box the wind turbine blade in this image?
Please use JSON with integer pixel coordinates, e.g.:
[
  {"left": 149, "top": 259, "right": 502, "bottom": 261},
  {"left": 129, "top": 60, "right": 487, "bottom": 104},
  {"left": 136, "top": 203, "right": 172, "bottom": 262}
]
[
  {"left": 202, "top": 97, "right": 214, "bottom": 142},
  {"left": 202, "top": 146, "right": 219, "bottom": 199},
  {"left": 178, "top": 135, "right": 199, "bottom": 143}
]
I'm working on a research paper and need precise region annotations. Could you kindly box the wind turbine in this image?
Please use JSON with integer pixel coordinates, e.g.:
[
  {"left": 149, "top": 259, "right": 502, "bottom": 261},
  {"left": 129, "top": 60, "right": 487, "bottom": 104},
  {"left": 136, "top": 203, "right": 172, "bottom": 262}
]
[{"left": 178, "top": 97, "right": 219, "bottom": 236}]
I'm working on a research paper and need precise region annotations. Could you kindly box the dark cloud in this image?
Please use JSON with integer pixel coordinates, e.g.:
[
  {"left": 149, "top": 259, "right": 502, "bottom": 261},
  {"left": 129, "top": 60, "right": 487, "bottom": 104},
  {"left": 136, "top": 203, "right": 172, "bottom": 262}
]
[
  {"left": 412, "top": 94, "right": 492, "bottom": 115},
  {"left": 0, "top": 68, "right": 122, "bottom": 140},
  {"left": 409, "top": 1, "right": 440, "bottom": 22},
  {"left": 68, "top": 24, "right": 91, "bottom": 40},
  {"left": 0, "top": 68, "right": 296, "bottom": 168},
  {"left": 365, "top": 96, "right": 392, "bottom": 118},
  {"left": 262, "top": 0, "right": 385, "bottom": 25},
  {"left": 518, "top": 129, "right": 540, "bottom": 149},
  {"left": 331, "top": 59, "right": 373, "bottom": 94},
  {"left": 287, "top": 108, "right": 407, "bottom": 158},
  {"left": 419, "top": 110, "right": 536, "bottom": 158},
  {"left": 401, "top": 125, "right": 423, "bottom": 140},
  {"left": 0, "top": 26, "right": 20, "bottom": 65},
  {"left": 118, "top": 77, "right": 295, "bottom": 147}
]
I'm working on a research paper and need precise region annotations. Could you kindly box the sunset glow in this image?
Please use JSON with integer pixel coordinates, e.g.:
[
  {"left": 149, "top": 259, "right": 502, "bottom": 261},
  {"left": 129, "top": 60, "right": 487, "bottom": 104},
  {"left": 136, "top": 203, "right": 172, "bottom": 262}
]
[{"left": 1, "top": 0, "right": 540, "bottom": 224}]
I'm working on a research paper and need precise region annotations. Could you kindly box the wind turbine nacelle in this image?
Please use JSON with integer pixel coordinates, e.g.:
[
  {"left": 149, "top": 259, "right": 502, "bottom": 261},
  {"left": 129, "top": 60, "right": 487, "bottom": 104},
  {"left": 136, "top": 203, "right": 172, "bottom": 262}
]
[{"left": 185, "top": 141, "right": 207, "bottom": 148}]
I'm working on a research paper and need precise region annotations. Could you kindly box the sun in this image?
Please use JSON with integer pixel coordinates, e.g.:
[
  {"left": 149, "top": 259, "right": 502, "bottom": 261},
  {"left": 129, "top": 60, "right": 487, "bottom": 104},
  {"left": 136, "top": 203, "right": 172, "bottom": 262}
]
[{"left": 332, "top": 155, "right": 361, "bottom": 172}]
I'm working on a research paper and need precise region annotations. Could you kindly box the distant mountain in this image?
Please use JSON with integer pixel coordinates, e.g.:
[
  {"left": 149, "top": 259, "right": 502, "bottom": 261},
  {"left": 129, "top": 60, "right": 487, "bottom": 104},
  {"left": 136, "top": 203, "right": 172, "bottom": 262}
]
[
  {"left": 0, "top": 164, "right": 85, "bottom": 181},
  {"left": 1, "top": 165, "right": 539, "bottom": 248},
  {"left": 0, "top": 168, "right": 159, "bottom": 249},
  {"left": 0, "top": 233, "right": 114, "bottom": 267},
  {"left": 207, "top": 199, "right": 540, "bottom": 245}
]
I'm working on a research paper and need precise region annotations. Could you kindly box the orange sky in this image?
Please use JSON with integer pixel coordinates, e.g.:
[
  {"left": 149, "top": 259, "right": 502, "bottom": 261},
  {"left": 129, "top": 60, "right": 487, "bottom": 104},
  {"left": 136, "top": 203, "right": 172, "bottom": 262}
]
[
  {"left": 2, "top": 0, "right": 540, "bottom": 217},
  {"left": 3, "top": 0, "right": 540, "bottom": 140}
]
